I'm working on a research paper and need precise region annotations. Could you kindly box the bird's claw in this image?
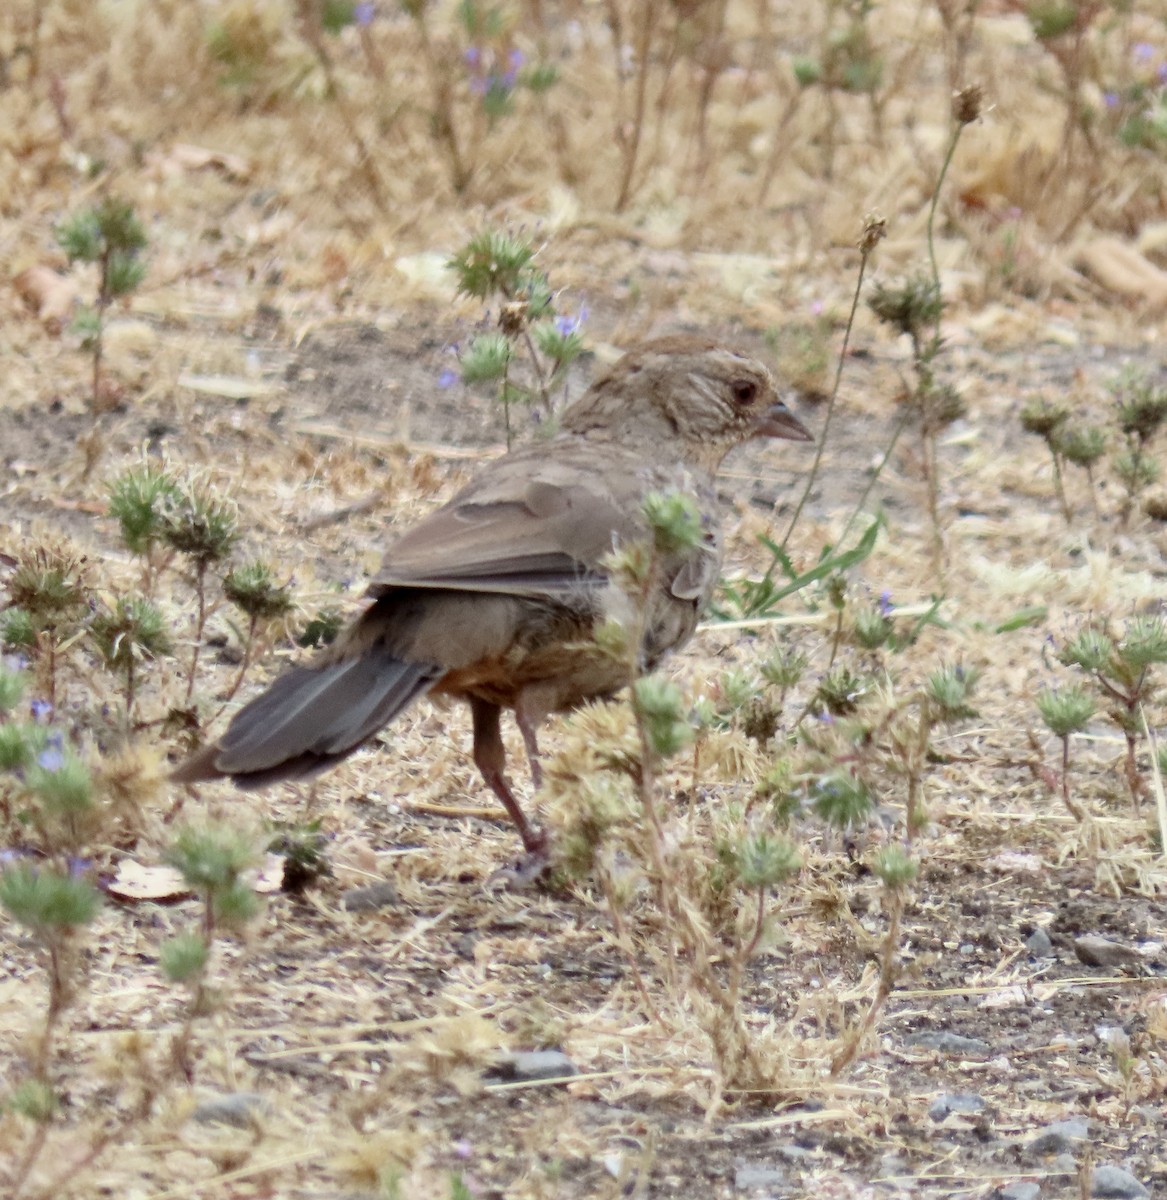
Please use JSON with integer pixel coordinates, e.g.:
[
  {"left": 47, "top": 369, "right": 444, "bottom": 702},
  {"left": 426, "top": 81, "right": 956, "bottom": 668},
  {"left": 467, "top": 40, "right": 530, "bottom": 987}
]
[{"left": 486, "top": 841, "right": 553, "bottom": 891}]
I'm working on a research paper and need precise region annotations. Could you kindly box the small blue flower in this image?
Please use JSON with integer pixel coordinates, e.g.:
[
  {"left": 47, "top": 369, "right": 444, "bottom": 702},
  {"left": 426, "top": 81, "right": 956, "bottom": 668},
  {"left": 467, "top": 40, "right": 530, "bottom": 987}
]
[
  {"left": 464, "top": 45, "right": 482, "bottom": 68},
  {"left": 438, "top": 368, "right": 460, "bottom": 389},
  {"left": 68, "top": 856, "right": 91, "bottom": 878},
  {"left": 1133, "top": 42, "right": 1155, "bottom": 62},
  {"left": 1104, "top": 91, "right": 1120, "bottom": 109},
  {"left": 878, "top": 590, "right": 894, "bottom": 616},
  {"left": 2, "top": 654, "right": 27, "bottom": 673},
  {"left": 554, "top": 304, "right": 588, "bottom": 337},
  {"left": 500, "top": 69, "right": 518, "bottom": 89},
  {"left": 508, "top": 48, "right": 526, "bottom": 70},
  {"left": 1158, "top": 63, "right": 1167, "bottom": 84},
  {"left": 354, "top": 1, "right": 375, "bottom": 25},
  {"left": 30, "top": 699, "right": 53, "bottom": 723},
  {"left": 37, "top": 747, "right": 65, "bottom": 773}
]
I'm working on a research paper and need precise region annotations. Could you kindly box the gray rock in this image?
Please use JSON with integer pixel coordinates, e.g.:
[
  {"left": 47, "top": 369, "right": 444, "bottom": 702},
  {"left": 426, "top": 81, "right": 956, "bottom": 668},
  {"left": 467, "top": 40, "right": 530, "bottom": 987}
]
[
  {"left": 904, "top": 1031, "right": 992, "bottom": 1057},
  {"left": 876, "top": 1152, "right": 910, "bottom": 1180},
  {"left": 929, "top": 1092, "right": 986, "bottom": 1121},
  {"left": 734, "top": 1163, "right": 786, "bottom": 1190},
  {"left": 490, "top": 1049, "right": 577, "bottom": 1082},
  {"left": 1028, "top": 1118, "right": 1090, "bottom": 1156},
  {"left": 774, "top": 1143, "right": 815, "bottom": 1163},
  {"left": 1091, "top": 1165, "right": 1149, "bottom": 1199},
  {"left": 997, "top": 1184, "right": 1041, "bottom": 1200},
  {"left": 1073, "top": 936, "right": 1141, "bottom": 969},
  {"left": 341, "top": 881, "right": 398, "bottom": 912},
  {"left": 191, "top": 1092, "right": 269, "bottom": 1128},
  {"left": 1025, "top": 928, "right": 1054, "bottom": 956}
]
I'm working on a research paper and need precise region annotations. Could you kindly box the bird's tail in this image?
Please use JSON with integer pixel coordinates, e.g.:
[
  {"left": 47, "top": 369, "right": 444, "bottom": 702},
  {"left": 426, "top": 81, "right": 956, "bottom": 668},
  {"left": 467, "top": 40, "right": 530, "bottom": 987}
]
[{"left": 172, "top": 645, "right": 439, "bottom": 787}]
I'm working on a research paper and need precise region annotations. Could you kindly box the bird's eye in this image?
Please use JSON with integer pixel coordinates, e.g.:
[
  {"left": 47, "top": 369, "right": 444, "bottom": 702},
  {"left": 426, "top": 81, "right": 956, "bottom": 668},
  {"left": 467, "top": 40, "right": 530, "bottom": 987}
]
[{"left": 731, "top": 380, "right": 758, "bottom": 406}]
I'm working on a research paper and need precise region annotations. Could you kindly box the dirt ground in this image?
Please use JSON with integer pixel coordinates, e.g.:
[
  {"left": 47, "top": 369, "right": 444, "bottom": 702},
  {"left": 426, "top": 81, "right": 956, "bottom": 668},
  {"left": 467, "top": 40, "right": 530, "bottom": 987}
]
[
  {"left": 3, "top": 2, "right": 1167, "bottom": 1197},
  {"left": 2, "top": 308, "right": 1166, "bottom": 1199}
]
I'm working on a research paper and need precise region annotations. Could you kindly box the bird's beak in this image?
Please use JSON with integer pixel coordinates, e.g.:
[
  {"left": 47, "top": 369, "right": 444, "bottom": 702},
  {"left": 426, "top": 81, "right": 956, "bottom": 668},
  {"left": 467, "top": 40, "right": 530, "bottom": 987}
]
[{"left": 753, "top": 401, "right": 813, "bottom": 442}]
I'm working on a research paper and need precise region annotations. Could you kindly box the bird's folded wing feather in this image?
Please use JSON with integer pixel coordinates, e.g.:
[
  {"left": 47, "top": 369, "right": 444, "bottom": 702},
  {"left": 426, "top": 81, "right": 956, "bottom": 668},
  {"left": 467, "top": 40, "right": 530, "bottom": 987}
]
[{"left": 368, "top": 457, "right": 648, "bottom": 598}]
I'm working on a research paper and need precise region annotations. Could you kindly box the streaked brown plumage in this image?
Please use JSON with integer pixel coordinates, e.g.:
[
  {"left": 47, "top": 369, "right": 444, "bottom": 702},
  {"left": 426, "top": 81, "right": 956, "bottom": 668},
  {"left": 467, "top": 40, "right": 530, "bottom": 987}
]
[{"left": 173, "top": 336, "right": 812, "bottom": 856}]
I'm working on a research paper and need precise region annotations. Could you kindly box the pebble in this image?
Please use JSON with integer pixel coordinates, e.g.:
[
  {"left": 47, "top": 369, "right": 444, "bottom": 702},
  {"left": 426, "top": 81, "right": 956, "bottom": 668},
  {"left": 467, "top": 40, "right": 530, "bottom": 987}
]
[
  {"left": 734, "top": 1163, "right": 786, "bottom": 1190},
  {"left": 1028, "top": 1118, "right": 1090, "bottom": 1156},
  {"left": 341, "top": 881, "right": 399, "bottom": 912},
  {"left": 191, "top": 1092, "right": 269, "bottom": 1128},
  {"left": 997, "top": 1183, "right": 1040, "bottom": 1200},
  {"left": 904, "top": 1031, "right": 992, "bottom": 1057},
  {"left": 1091, "top": 1165, "right": 1149, "bottom": 1199},
  {"left": 876, "top": 1152, "right": 910, "bottom": 1179},
  {"left": 1025, "top": 927, "right": 1054, "bottom": 956},
  {"left": 488, "top": 1049, "right": 578, "bottom": 1082},
  {"left": 774, "top": 1143, "right": 815, "bottom": 1163},
  {"left": 1073, "top": 936, "right": 1142, "bottom": 969},
  {"left": 929, "top": 1092, "right": 986, "bottom": 1121}
]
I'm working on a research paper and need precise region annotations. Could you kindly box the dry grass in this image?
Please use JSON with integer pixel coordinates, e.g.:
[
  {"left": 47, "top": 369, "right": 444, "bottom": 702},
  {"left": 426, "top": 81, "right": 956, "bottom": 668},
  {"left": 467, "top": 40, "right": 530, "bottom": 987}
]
[{"left": 2, "top": 0, "right": 1167, "bottom": 1197}]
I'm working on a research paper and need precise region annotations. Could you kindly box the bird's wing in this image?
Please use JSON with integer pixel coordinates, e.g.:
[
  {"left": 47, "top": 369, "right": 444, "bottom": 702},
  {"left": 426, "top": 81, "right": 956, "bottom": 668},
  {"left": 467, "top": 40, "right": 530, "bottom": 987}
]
[{"left": 369, "top": 454, "right": 646, "bottom": 598}]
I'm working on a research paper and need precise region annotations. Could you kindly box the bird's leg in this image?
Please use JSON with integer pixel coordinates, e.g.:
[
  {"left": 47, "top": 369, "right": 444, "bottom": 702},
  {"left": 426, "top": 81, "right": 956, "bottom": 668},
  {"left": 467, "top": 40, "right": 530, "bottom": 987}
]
[
  {"left": 514, "top": 699, "right": 544, "bottom": 790},
  {"left": 469, "top": 695, "right": 546, "bottom": 855}
]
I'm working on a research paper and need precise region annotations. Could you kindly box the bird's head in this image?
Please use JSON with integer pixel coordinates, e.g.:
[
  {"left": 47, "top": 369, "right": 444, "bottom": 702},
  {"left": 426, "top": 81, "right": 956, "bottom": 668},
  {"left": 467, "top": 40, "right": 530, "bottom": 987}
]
[{"left": 562, "top": 335, "right": 813, "bottom": 471}]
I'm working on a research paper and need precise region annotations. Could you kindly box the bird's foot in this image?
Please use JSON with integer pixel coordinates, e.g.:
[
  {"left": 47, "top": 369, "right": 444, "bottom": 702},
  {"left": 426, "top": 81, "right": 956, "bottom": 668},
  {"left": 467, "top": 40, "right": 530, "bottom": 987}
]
[{"left": 486, "top": 834, "right": 553, "bottom": 891}]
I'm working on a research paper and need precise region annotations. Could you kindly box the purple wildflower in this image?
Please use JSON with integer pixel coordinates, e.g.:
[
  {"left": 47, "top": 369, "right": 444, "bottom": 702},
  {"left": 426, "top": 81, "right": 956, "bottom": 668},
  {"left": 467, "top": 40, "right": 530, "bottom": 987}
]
[
  {"left": 29, "top": 699, "right": 52, "bottom": 723},
  {"left": 508, "top": 48, "right": 526, "bottom": 70},
  {"left": 354, "top": 1, "right": 375, "bottom": 25},
  {"left": 878, "top": 590, "right": 894, "bottom": 616},
  {"left": 438, "top": 368, "right": 460, "bottom": 389},
  {"left": 37, "top": 747, "right": 65, "bottom": 773},
  {"left": 1104, "top": 91, "right": 1120, "bottom": 109},
  {"left": 464, "top": 46, "right": 481, "bottom": 67},
  {"left": 1133, "top": 42, "right": 1155, "bottom": 62},
  {"left": 1158, "top": 62, "right": 1167, "bottom": 84},
  {"left": 500, "top": 69, "right": 518, "bottom": 89},
  {"left": 553, "top": 304, "right": 588, "bottom": 337}
]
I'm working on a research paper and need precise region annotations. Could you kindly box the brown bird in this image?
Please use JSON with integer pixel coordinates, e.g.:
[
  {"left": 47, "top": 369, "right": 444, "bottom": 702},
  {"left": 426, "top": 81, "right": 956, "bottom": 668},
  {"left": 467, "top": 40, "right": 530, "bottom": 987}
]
[{"left": 174, "top": 336, "right": 812, "bottom": 858}]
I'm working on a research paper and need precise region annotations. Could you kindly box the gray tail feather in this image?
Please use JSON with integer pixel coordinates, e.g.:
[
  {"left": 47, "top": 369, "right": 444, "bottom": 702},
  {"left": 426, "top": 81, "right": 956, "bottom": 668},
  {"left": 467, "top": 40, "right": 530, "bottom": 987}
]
[{"left": 172, "top": 647, "right": 438, "bottom": 787}]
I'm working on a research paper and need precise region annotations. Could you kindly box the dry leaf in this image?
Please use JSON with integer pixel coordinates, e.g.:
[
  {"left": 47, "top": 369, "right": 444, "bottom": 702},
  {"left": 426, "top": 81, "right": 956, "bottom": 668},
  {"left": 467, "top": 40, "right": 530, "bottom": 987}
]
[
  {"left": 1074, "top": 236, "right": 1167, "bottom": 308},
  {"left": 13, "top": 265, "right": 78, "bottom": 329},
  {"left": 154, "top": 142, "right": 251, "bottom": 180},
  {"left": 177, "top": 372, "right": 282, "bottom": 399},
  {"left": 107, "top": 861, "right": 191, "bottom": 902}
]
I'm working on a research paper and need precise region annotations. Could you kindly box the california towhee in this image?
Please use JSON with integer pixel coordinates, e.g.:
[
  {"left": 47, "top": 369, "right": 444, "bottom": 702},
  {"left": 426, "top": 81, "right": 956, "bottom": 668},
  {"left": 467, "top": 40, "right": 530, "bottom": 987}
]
[{"left": 174, "top": 336, "right": 812, "bottom": 855}]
